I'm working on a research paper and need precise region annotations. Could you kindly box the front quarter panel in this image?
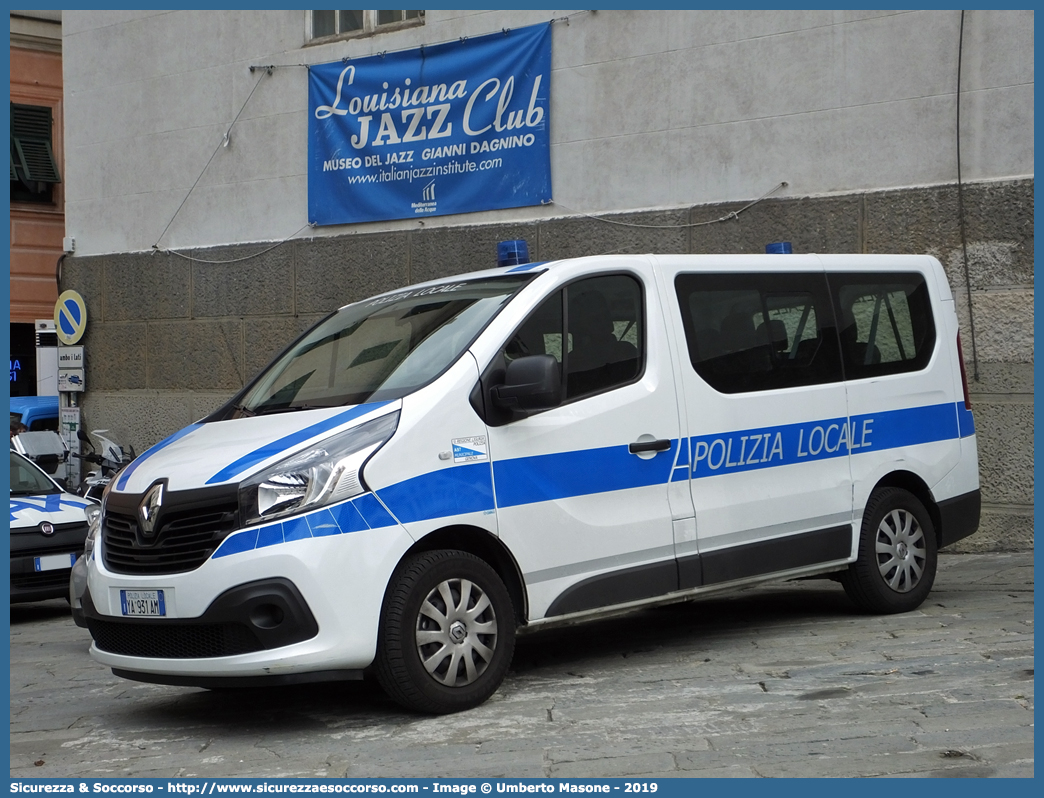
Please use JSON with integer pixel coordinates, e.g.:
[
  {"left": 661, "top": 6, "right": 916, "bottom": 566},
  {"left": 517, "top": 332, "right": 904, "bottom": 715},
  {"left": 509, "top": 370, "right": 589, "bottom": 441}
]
[{"left": 364, "top": 355, "right": 498, "bottom": 541}]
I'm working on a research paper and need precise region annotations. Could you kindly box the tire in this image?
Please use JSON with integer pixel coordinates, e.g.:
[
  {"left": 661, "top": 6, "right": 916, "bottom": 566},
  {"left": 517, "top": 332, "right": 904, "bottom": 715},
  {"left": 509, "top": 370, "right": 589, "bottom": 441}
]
[
  {"left": 841, "top": 487, "right": 938, "bottom": 614},
  {"left": 375, "top": 550, "right": 515, "bottom": 714}
]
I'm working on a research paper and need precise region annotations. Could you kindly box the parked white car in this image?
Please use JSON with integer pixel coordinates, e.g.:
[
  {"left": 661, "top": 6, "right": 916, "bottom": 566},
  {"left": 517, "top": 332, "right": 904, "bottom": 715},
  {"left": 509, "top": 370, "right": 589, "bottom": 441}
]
[{"left": 10, "top": 449, "right": 98, "bottom": 603}]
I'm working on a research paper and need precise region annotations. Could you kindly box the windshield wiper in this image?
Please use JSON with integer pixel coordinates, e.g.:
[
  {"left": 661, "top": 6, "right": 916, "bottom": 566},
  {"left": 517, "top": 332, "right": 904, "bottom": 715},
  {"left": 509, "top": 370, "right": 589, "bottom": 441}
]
[{"left": 253, "top": 404, "right": 323, "bottom": 416}]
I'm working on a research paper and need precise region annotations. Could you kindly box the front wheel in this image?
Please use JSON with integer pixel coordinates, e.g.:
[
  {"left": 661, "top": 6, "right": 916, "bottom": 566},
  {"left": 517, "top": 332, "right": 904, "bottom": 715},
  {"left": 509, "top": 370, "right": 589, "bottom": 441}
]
[
  {"left": 376, "top": 550, "right": 515, "bottom": 714},
  {"left": 841, "top": 487, "right": 938, "bottom": 614}
]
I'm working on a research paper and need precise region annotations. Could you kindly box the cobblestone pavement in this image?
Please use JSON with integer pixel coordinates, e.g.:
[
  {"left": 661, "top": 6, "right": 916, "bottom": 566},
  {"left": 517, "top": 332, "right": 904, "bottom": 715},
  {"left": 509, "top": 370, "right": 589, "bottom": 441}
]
[{"left": 10, "top": 552, "right": 1033, "bottom": 779}]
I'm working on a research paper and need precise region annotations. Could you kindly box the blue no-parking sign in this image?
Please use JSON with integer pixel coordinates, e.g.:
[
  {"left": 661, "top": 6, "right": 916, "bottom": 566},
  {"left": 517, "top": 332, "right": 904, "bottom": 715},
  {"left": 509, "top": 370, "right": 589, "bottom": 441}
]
[
  {"left": 54, "top": 290, "right": 87, "bottom": 345},
  {"left": 308, "top": 23, "right": 552, "bottom": 226}
]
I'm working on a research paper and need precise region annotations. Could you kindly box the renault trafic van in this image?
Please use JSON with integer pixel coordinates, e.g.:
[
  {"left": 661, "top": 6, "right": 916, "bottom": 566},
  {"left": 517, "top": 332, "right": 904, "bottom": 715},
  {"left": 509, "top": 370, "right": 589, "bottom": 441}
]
[{"left": 80, "top": 254, "right": 980, "bottom": 713}]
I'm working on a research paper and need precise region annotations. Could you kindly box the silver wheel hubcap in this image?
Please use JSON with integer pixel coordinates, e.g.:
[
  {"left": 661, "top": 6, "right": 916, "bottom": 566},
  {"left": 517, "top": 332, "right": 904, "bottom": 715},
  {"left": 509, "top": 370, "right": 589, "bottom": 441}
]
[
  {"left": 415, "top": 577, "right": 498, "bottom": 687},
  {"left": 875, "top": 508, "right": 926, "bottom": 593}
]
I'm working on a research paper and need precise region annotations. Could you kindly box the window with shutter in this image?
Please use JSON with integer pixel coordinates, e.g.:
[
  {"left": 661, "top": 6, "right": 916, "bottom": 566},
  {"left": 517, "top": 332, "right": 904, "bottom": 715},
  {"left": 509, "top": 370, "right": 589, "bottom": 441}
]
[{"left": 10, "top": 103, "right": 61, "bottom": 203}]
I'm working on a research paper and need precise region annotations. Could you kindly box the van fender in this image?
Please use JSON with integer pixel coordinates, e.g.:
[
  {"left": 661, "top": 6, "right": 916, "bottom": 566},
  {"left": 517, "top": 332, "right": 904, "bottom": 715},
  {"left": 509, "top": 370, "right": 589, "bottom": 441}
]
[
  {"left": 854, "top": 463, "right": 941, "bottom": 548},
  {"left": 388, "top": 523, "right": 529, "bottom": 626}
]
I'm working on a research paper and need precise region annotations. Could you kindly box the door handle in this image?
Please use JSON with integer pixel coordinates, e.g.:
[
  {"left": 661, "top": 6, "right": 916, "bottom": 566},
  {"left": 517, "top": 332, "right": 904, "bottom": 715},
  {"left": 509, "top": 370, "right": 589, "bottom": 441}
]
[{"left": 628, "top": 438, "right": 671, "bottom": 455}]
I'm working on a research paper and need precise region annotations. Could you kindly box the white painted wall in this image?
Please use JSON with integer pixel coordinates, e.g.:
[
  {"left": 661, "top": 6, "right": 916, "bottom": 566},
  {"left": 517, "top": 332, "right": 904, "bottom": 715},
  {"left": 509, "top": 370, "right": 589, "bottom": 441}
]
[{"left": 62, "top": 9, "right": 1034, "bottom": 256}]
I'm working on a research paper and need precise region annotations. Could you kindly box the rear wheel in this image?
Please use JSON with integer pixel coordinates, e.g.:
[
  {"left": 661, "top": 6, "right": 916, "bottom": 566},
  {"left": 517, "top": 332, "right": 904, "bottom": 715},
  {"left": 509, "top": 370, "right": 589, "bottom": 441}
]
[
  {"left": 841, "top": 487, "right": 937, "bottom": 613},
  {"left": 376, "top": 550, "right": 515, "bottom": 714}
]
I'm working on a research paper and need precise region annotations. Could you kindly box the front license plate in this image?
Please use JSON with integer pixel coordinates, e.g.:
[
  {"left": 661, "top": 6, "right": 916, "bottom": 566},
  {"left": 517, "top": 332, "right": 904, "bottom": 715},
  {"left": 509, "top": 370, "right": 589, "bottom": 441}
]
[
  {"left": 121, "top": 589, "right": 166, "bottom": 617},
  {"left": 34, "top": 553, "right": 77, "bottom": 572}
]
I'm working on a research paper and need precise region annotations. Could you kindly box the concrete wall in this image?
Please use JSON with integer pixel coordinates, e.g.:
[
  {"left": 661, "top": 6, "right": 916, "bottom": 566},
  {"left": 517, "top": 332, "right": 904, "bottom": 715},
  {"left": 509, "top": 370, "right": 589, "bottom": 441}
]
[
  {"left": 61, "top": 177, "right": 1033, "bottom": 552},
  {"left": 61, "top": 9, "right": 1034, "bottom": 255}
]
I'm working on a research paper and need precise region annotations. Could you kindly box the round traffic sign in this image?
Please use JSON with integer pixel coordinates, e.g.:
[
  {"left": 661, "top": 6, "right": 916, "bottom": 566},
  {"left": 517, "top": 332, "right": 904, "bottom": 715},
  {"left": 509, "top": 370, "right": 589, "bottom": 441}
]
[{"left": 55, "top": 290, "right": 88, "bottom": 345}]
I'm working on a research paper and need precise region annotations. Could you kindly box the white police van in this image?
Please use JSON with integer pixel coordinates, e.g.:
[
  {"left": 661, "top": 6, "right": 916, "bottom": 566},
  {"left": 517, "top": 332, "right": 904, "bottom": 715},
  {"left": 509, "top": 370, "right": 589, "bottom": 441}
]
[{"left": 80, "top": 251, "right": 980, "bottom": 713}]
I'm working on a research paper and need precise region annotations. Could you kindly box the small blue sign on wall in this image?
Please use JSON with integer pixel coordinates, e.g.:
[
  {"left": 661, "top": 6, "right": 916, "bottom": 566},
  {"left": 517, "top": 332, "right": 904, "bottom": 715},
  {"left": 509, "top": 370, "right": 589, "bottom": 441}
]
[{"left": 308, "top": 23, "right": 552, "bottom": 226}]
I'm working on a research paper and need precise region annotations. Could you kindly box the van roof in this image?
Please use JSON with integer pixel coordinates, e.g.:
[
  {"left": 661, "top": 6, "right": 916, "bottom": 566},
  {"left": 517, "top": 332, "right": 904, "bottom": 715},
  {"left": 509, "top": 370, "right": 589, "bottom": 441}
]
[{"left": 9, "top": 395, "right": 59, "bottom": 415}]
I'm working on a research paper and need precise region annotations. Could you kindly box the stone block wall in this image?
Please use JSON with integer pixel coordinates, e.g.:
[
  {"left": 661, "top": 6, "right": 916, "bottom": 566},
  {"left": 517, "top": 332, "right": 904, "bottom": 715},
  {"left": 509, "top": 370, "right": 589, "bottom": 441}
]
[{"left": 60, "top": 178, "right": 1033, "bottom": 551}]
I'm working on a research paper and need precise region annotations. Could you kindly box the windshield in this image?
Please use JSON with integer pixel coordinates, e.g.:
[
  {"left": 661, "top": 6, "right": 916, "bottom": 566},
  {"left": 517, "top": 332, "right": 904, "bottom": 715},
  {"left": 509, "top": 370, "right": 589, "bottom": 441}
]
[
  {"left": 10, "top": 451, "right": 60, "bottom": 496},
  {"left": 235, "top": 275, "right": 532, "bottom": 414}
]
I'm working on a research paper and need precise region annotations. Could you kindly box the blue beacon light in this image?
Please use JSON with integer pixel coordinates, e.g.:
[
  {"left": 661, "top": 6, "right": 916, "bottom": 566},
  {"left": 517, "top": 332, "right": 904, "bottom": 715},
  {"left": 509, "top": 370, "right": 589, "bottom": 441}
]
[
  {"left": 765, "top": 241, "right": 793, "bottom": 254},
  {"left": 497, "top": 239, "right": 530, "bottom": 267}
]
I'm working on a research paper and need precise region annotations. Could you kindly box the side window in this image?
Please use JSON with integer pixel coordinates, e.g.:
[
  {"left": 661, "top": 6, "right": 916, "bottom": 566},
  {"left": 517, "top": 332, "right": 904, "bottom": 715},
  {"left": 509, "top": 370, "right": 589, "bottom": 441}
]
[
  {"left": 832, "top": 273, "right": 935, "bottom": 379},
  {"left": 504, "top": 290, "right": 563, "bottom": 366},
  {"left": 500, "top": 273, "right": 643, "bottom": 402},
  {"left": 675, "top": 272, "right": 842, "bottom": 393},
  {"left": 309, "top": 10, "right": 423, "bottom": 42},
  {"left": 565, "top": 275, "right": 642, "bottom": 399},
  {"left": 29, "top": 417, "right": 58, "bottom": 432}
]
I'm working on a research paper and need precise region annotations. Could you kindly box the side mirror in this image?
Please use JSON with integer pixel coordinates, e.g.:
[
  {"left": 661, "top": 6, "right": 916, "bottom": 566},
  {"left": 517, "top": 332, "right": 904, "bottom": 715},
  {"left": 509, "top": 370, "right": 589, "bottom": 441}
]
[{"left": 490, "top": 354, "right": 562, "bottom": 412}]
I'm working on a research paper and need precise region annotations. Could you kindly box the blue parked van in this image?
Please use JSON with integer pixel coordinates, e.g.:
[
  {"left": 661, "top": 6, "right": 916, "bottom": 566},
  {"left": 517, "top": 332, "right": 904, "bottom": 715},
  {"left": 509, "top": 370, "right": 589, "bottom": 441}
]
[{"left": 10, "top": 396, "right": 59, "bottom": 432}]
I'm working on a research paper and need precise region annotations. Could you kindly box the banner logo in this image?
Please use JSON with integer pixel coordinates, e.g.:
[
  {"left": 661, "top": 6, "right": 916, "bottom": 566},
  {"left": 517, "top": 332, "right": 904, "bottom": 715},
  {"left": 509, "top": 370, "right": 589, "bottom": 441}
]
[{"left": 308, "top": 23, "right": 552, "bottom": 225}]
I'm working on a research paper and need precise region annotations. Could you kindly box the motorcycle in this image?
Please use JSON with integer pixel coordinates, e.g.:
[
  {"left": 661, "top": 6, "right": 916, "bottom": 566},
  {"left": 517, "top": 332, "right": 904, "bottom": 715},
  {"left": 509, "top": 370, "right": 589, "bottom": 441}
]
[{"left": 73, "top": 429, "right": 135, "bottom": 502}]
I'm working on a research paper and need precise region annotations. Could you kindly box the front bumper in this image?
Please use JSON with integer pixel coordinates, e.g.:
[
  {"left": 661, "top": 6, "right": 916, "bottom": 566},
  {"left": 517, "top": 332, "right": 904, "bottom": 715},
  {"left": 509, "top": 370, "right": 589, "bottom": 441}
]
[
  {"left": 82, "top": 576, "right": 319, "bottom": 659},
  {"left": 111, "top": 667, "right": 364, "bottom": 689},
  {"left": 84, "top": 495, "right": 416, "bottom": 683},
  {"left": 82, "top": 577, "right": 367, "bottom": 688}
]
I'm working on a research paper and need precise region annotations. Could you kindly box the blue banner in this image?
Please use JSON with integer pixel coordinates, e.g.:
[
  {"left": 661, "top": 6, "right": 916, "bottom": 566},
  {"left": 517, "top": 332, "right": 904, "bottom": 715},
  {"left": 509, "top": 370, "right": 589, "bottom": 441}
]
[{"left": 308, "top": 23, "right": 552, "bottom": 226}]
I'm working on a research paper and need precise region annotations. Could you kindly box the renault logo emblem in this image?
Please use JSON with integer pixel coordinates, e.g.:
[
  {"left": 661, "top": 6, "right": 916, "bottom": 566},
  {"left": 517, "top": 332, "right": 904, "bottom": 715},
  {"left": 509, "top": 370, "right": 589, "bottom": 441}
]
[{"left": 138, "top": 482, "right": 165, "bottom": 537}]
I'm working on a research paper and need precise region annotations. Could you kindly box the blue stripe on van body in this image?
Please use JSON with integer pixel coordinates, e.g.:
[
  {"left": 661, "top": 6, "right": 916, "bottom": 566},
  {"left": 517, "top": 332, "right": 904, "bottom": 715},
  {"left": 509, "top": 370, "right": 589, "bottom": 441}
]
[
  {"left": 115, "top": 424, "right": 202, "bottom": 491},
  {"left": 506, "top": 261, "right": 548, "bottom": 273},
  {"left": 957, "top": 404, "right": 975, "bottom": 437},
  {"left": 211, "top": 491, "right": 397, "bottom": 559},
  {"left": 307, "top": 508, "right": 342, "bottom": 538},
  {"left": 851, "top": 403, "right": 959, "bottom": 451},
  {"left": 686, "top": 402, "right": 961, "bottom": 481},
  {"left": 354, "top": 493, "right": 398, "bottom": 529},
  {"left": 493, "top": 441, "right": 678, "bottom": 509},
  {"left": 213, "top": 527, "right": 259, "bottom": 558},
  {"left": 282, "top": 515, "right": 313, "bottom": 543},
  {"left": 377, "top": 462, "right": 495, "bottom": 524},
  {"left": 331, "top": 500, "right": 371, "bottom": 534},
  {"left": 205, "top": 402, "right": 391, "bottom": 485},
  {"left": 209, "top": 401, "right": 971, "bottom": 560}
]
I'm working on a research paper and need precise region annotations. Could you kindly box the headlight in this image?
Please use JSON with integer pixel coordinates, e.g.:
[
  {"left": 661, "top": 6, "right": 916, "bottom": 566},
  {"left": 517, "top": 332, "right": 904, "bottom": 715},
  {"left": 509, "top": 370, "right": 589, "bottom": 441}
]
[
  {"left": 84, "top": 504, "right": 101, "bottom": 528},
  {"left": 239, "top": 411, "right": 399, "bottom": 526},
  {"left": 84, "top": 503, "right": 102, "bottom": 553}
]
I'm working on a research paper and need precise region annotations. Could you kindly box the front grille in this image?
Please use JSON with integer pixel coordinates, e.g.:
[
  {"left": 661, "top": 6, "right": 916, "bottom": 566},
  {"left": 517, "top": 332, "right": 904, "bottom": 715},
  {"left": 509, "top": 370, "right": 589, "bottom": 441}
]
[
  {"left": 11, "top": 570, "right": 71, "bottom": 590},
  {"left": 87, "top": 617, "right": 264, "bottom": 659},
  {"left": 10, "top": 522, "right": 89, "bottom": 557},
  {"left": 11, "top": 542, "right": 85, "bottom": 560},
  {"left": 102, "top": 486, "right": 239, "bottom": 575}
]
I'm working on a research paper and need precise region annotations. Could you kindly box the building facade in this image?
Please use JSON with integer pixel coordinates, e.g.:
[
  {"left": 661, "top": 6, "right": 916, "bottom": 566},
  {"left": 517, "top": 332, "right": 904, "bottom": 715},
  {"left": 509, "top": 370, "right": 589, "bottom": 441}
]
[
  {"left": 58, "top": 10, "right": 1033, "bottom": 551},
  {"left": 10, "top": 9, "right": 64, "bottom": 395}
]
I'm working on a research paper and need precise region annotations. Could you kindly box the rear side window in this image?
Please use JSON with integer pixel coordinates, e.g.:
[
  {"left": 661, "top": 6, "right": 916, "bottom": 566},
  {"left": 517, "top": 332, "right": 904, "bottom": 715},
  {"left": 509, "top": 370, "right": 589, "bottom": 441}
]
[
  {"left": 831, "top": 273, "right": 935, "bottom": 380},
  {"left": 675, "top": 272, "right": 843, "bottom": 393}
]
